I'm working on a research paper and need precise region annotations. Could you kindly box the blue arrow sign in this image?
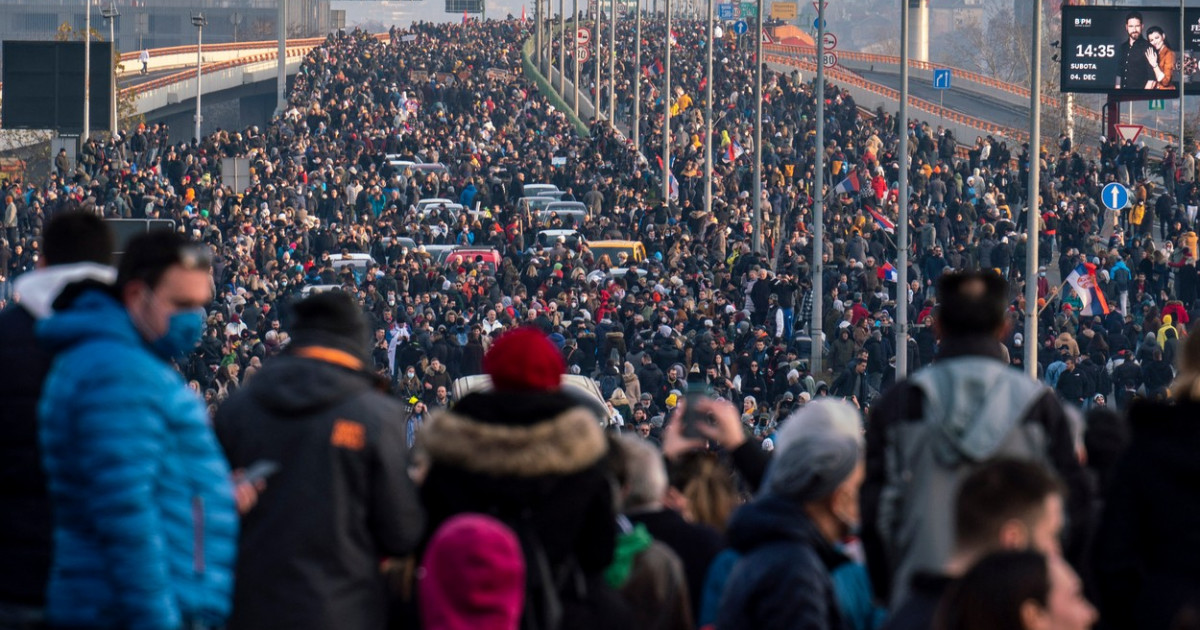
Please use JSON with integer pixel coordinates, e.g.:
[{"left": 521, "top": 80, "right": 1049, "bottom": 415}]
[
  {"left": 933, "top": 68, "right": 951, "bottom": 90},
  {"left": 718, "top": 3, "right": 734, "bottom": 19},
  {"left": 733, "top": 19, "right": 748, "bottom": 34},
  {"left": 1101, "top": 182, "right": 1129, "bottom": 211}
]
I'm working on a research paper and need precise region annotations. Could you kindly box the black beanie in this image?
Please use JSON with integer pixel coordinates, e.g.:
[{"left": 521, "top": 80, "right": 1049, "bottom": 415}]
[{"left": 289, "top": 291, "right": 371, "bottom": 364}]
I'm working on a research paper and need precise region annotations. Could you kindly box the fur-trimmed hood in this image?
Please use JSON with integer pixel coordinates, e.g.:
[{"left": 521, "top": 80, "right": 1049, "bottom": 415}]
[{"left": 421, "top": 391, "right": 607, "bottom": 478}]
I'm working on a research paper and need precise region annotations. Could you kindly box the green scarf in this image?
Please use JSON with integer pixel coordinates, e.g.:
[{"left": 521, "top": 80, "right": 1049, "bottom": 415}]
[{"left": 603, "top": 523, "right": 654, "bottom": 589}]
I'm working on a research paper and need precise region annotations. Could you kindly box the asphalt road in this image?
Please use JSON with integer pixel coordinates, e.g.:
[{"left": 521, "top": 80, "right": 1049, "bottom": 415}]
[{"left": 851, "top": 67, "right": 1034, "bottom": 132}]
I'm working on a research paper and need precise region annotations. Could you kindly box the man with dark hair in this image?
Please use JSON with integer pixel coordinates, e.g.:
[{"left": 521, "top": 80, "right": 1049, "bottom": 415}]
[
  {"left": 861, "top": 271, "right": 1088, "bottom": 607},
  {"left": 885, "top": 458, "right": 1066, "bottom": 630},
  {"left": 213, "top": 291, "right": 425, "bottom": 630},
  {"left": 1117, "top": 11, "right": 1154, "bottom": 90},
  {"left": 0, "top": 212, "right": 114, "bottom": 627},
  {"left": 37, "top": 230, "right": 238, "bottom": 630}
]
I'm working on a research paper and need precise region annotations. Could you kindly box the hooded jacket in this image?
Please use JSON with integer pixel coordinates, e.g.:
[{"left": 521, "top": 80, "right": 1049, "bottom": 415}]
[
  {"left": 862, "top": 336, "right": 1089, "bottom": 605},
  {"left": 38, "top": 289, "right": 237, "bottom": 629},
  {"left": 716, "top": 495, "right": 845, "bottom": 630},
  {"left": 213, "top": 348, "right": 424, "bottom": 630}
]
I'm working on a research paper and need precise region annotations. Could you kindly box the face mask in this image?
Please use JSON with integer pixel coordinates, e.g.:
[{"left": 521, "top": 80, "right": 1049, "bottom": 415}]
[
  {"left": 152, "top": 307, "right": 207, "bottom": 360},
  {"left": 407, "top": 371, "right": 415, "bottom": 378}
]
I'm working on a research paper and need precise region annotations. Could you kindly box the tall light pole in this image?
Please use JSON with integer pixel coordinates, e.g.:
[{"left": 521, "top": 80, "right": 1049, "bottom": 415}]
[
  {"left": 558, "top": 0, "right": 565, "bottom": 94},
  {"left": 1181, "top": 0, "right": 1187, "bottom": 154},
  {"left": 276, "top": 0, "right": 286, "bottom": 116},
  {"left": 192, "top": 13, "right": 206, "bottom": 143},
  {"left": 751, "top": 0, "right": 763, "bottom": 254},
  {"left": 633, "top": 0, "right": 641, "bottom": 148},
  {"left": 595, "top": 0, "right": 602, "bottom": 120},
  {"left": 896, "top": 0, "right": 910, "bottom": 378},
  {"left": 573, "top": 0, "right": 580, "bottom": 115},
  {"left": 811, "top": 0, "right": 826, "bottom": 376},
  {"left": 663, "top": 0, "right": 672, "bottom": 202},
  {"left": 607, "top": 0, "right": 616, "bottom": 127},
  {"left": 102, "top": 2, "right": 119, "bottom": 138},
  {"left": 704, "top": 0, "right": 713, "bottom": 217},
  {"left": 83, "top": 0, "right": 92, "bottom": 144},
  {"left": 1025, "top": 0, "right": 1043, "bottom": 377},
  {"left": 535, "top": 0, "right": 542, "bottom": 71}
]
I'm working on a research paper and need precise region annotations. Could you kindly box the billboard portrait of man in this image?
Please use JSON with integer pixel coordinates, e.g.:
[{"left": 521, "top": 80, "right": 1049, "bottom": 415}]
[{"left": 1117, "top": 11, "right": 1155, "bottom": 89}]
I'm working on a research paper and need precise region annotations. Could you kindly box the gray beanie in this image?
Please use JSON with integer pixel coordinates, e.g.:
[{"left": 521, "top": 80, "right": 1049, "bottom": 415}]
[
  {"left": 766, "top": 398, "right": 863, "bottom": 503},
  {"left": 766, "top": 431, "right": 860, "bottom": 504}
]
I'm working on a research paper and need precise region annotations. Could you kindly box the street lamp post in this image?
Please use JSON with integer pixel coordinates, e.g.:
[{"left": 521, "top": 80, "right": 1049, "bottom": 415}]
[
  {"left": 897, "top": 0, "right": 910, "bottom": 378},
  {"left": 811, "top": 0, "right": 826, "bottom": 375},
  {"left": 751, "top": 0, "right": 763, "bottom": 254},
  {"left": 83, "top": 0, "right": 91, "bottom": 144},
  {"left": 704, "top": 0, "right": 713, "bottom": 217},
  {"left": 633, "top": 0, "right": 641, "bottom": 148},
  {"left": 192, "top": 13, "right": 207, "bottom": 144},
  {"left": 101, "top": 2, "right": 119, "bottom": 138},
  {"left": 1025, "top": 0, "right": 1043, "bottom": 376},
  {"left": 607, "top": 0, "right": 615, "bottom": 127},
  {"left": 558, "top": 0, "right": 565, "bottom": 95},
  {"left": 663, "top": 0, "right": 672, "bottom": 203},
  {"left": 573, "top": 0, "right": 580, "bottom": 114}
]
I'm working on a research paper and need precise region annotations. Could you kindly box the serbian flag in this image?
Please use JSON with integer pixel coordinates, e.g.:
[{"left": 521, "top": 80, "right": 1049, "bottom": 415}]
[
  {"left": 521, "top": 5, "right": 526, "bottom": 22},
  {"left": 656, "top": 156, "right": 679, "bottom": 201},
  {"left": 833, "top": 171, "right": 861, "bottom": 195},
  {"left": 724, "top": 140, "right": 745, "bottom": 162},
  {"left": 878, "top": 261, "right": 898, "bottom": 283},
  {"left": 1065, "top": 263, "right": 1110, "bottom": 315},
  {"left": 463, "top": 10, "right": 469, "bottom": 23},
  {"left": 867, "top": 207, "right": 895, "bottom": 234},
  {"left": 655, "top": 59, "right": 665, "bottom": 75}
]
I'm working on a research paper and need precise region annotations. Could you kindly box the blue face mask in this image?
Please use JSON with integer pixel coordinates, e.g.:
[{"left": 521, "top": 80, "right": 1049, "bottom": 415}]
[{"left": 152, "top": 307, "right": 207, "bottom": 360}]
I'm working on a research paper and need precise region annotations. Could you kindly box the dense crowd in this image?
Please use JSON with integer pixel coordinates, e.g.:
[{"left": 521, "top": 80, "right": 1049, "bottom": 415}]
[{"left": 3, "top": 11, "right": 1200, "bottom": 630}]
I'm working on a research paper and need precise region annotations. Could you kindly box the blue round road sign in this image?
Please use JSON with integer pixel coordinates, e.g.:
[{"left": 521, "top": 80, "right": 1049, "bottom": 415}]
[
  {"left": 1101, "top": 182, "right": 1129, "bottom": 211},
  {"left": 732, "top": 20, "right": 748, "bottom": 34}
]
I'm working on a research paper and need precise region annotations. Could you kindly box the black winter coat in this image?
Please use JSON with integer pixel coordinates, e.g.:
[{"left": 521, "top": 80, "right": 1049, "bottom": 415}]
[
  {"left": 0, "top": 305, "right": 52, "bottom": 606},
  {"left": 1093, "top": 401, "right": 1200, "bottom": 630},
  {"left": 214, "top": 350, "right": 424, "bottom": 630}
]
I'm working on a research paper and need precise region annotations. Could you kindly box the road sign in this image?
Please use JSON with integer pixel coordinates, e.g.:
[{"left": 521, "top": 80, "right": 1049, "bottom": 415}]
[
  {"left": 576, "top": 45, "right": 590, "bottom": 62},
  {"left": 732, "top": 19, "right": 749, "bottom": 34},
  {"left": 822, "top": 51, "right": 837, "bottom": 68},
  {"left": 813, "top": 17, "right": 826, "bottom": 29},
  {"left": 812, "top": 1, "right": 827, "bottom": 11},
  {"left": 932, "top": 68, "right": 951, "bottom": 89},
  {"left": 822, "top": 32, "right": 837, "bottom": 49},
  {"left": 1114, "top": 123, "right": 1144, "bottom": 143},
  {"left": 770, "top": 2, "right": 797, "bottom": 19},
  {"left": 740, "top": 2, "right": 757, "bottom": 18},
  {"left": 1149, "top": 99, "right": 1166, "bottom": 111},
  {"left": 718, "top": 3, "right": 734, "bottom": 19},
  {"left": 576, "top": 26, "right": 591, "bottom": 46},
  {"left": 1101, "top": 182, "right": 1130, "bottom": 211}
]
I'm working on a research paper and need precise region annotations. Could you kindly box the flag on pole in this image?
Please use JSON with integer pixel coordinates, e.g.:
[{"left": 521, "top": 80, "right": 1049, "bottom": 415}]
[
  {"left": 1065, "top": 263, "right": 1110, "bottom": 315},
  {"left": 867, "top": 207, "right": 895, "bottom": 233},
  {"left": 724, "top": 140, "right": 745, "bottom": 162},
  {"left": 833, "top": 171, "right": 861, "bottom": 195},
  {"left": 878, "top": 261, "right": 898, "bottom": 283},
  {"left": 521, "top": 5, "right": 527, "bottom": 22},
  {"left": 463, "top": 10, "right": 469, "bottom": 23},
  {"left": 656, "top": 156, "right": 679, "bottom": 201}
]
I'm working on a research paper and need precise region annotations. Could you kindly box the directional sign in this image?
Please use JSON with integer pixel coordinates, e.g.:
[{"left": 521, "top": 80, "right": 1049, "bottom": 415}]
[
  {"left": 822, "top": 51, "right": 837, "bottom": 68},
  {"left": 576, "top": 26, "right": 591, "bottom": 46},
  {"left": 822, "top": 32, "right": 837, "bottom": 50},
  {"left": 1114, "top": 123, "right": 1144, "bottom": 143},
  {"left": 732, "top": 19, "right": 749, "bottom": 34},
  {"left": 576, "top": 45, "right": 590, "bottom": 62},
  {"left": 1101, "top": 182, "right": 1130, "bottom": 211},
  {"left": 1149, "top": 99, "right": 1165, "bottom": 111},
  {"left": 718, "top": 2, "right": 734, "bottom": 19},
  {"left": 932, "top": 68, "right": 951, "bottom": 89},
  {"left": 740, "top": 2, "right": 757, "bottom": 18}
]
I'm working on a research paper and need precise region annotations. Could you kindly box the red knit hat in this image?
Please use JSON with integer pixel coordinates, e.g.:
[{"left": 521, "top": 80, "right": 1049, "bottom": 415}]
[
  {"left": 420, "top": 514, "right": 526, "bottom": 630},
  {"left": 482, "top": 327, "right": 564, "bottom": 391}
]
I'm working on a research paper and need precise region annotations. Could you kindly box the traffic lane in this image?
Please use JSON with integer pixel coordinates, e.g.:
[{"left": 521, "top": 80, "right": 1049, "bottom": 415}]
[{"left": 852, "top": 69, "right": 1034, "bottom": 131}]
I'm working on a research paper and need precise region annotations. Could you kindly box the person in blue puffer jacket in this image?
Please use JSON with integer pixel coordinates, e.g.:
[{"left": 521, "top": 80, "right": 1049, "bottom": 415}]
[{"left": 38, "top": 230, "right": 237, "bottom": 630}]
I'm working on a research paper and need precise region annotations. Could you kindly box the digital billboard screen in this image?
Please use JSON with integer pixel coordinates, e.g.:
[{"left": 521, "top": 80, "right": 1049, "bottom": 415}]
[
  {"left": 1061, "top": 6, "right": 1187, "bottom": 96},
  {"left": 1, "top": 41, "right": 113, "bottom": 132}
]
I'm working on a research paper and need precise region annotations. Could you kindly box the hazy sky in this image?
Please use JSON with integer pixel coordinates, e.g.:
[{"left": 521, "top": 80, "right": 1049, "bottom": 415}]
[{"left": 333, "top": 0, "right": 536, "bottom": 29}]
